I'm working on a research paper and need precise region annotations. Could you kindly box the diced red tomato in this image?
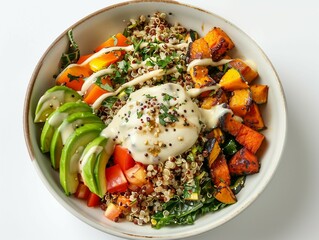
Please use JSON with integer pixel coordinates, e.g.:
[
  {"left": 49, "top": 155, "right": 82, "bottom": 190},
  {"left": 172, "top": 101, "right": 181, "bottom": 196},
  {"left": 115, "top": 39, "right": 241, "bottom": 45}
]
[
  {"left": 87, "top": 192, "right": 101, "bottom": 207},
  {"left": 74, "top": 182, "right": 90, "bottom": 199},
  {"left": 104, "top": 203, "right": 121, "bottom": 221},
  {"left": 113, "top": 145, "right": 135, "bottom": 171},
  {"left": 124, "top": 163, "right": 147, "bottom": 187},
  {"left": 105, "top": 164, "right": 128, "bottom": 193}
]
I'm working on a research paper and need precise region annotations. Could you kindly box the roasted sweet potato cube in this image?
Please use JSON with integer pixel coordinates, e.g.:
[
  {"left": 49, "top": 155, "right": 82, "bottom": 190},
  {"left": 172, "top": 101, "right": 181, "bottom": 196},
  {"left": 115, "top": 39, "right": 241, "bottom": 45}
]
[
  {"left": 219, "top": 68, "right": 249, "bottom": 91},
  {"left": 187, "top": 38, "right": 212, "bottom": 62},
  {"left": 214, "top": 182, "right": 237, "bottom": 204},
  {"left": 189, "top": 65, "right": 214, "bottom": 88},
  {"left": 207, "top": 139, "right": 222, "bottom": 167},
  {"left": 228, "top": 148, "right": 260, "bottom": 175},
  {"left": 204, "top": 27, "right": 235, "bottom": 61},
  {"left": 220, "top": 113, "right": 243, "bottom": 136},
  {"left": 228, "top": 59, "right": 258, "bottom": 83},
  {"left": 210, "top": 153, "right": 231, "bottom": 186},
  {"left": 229, "top": 89, "right": 252, "bottom": 117},
  {"left": 201, "top": 89, "right": 228, "bottom": 109},
  {"left": 243, "top": 103, "right": 265, "bottom": 131},
  {"left": 235, "top": 124, "right": 265, "bottom": 154},
  {"left": 250, "top": 84, "right": 269, "bottom": 104}
]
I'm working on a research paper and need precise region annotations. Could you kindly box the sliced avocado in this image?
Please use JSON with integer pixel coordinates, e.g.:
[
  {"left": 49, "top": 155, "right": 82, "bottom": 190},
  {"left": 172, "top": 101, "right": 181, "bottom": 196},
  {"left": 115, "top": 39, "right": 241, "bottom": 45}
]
[
  {"left": 40, "top": 101, "right": 92, "bottom": 153},
  {"left": 59, "top": 123, "right": 105, "bottom": 195},
  {"left": 50, "top": 112, "right": 103, "bottom": 169},
  {"left": 34, "top": 86, "right": 81, "bottom": 123},
  {"left": 81, "top": 136, "right": 114, "bottom": 197}
]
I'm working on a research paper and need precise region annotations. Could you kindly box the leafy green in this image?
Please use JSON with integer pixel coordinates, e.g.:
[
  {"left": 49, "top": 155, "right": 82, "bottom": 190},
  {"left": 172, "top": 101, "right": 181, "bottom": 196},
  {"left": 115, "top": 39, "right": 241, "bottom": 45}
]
[
  {"left": 159, "top": 103, "right": 178, "bottom": 126},
  {"left": 102, "top": 96, "right": 118, "bottom": 109},
  {"left": 60, "top": 29, "right": 80, "bottom": 71},
  {"left": 151, "top": 175, "right": 228, "bottom": 229}
]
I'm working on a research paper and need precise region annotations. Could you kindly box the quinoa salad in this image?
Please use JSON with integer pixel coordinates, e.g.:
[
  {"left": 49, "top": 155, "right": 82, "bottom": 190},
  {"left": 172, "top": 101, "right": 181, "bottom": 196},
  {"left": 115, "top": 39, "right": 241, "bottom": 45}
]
[{"left": 35, "top": 12, "right": 268, "bottom": 228}]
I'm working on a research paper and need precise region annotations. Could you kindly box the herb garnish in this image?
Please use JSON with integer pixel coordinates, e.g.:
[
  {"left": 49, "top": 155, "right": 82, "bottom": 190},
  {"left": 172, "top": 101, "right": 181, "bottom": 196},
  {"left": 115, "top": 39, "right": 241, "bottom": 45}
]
[{"left": 159, "top": 103, "right": 178, "bottom": 126}]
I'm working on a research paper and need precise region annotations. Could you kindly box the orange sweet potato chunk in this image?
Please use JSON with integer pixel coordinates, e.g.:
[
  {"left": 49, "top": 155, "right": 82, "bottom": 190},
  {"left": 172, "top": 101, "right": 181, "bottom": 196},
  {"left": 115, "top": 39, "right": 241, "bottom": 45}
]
[
  {"left": 214, "top": 182, "right": 237, "bottom": 204},
  {"left": 201, "top": 89, "right": 228, "bottom": 109},
  {"left": 189, "top": 65, "right": 214, "bottom": 88},
  {"left": 187, "top": 38, "right": 212, "bottom": 62},
  {"left": 235, "top": 124, "right": 265, "bottom": 154},
  {"left": 228, "top": 148, "right": 260, "bottom": 176},
  {"left": 243, "top": 103, "right": 265, "bottom": 131},
  {"left": 228, "top": 59, "right": 258, "bottom": 83},
  {"left": 229, "top": 89, "right": 252, "bottom": 117},
  {"left": 204, "top": 27, "right": 235, "bottom": 61},
  {"left": 219, "top": 68, "right": 249, "bottom": 91},
  {"left": 220, "top": 113, "right": 243, "bottom": 136},
  {"left": 250, "top": 84, "right": 269, "bottom": 104},
  {"left": 210, "top": 153, "right": 231, "bottom": 186}
]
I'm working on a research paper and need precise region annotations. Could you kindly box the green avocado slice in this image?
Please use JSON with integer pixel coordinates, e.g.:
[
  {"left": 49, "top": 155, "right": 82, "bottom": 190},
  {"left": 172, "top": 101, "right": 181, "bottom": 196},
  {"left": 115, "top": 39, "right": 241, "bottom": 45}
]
[
  {"left": 59, "top": 123, "right": 105, "bottom": 195},
  {"left": 34, "top": 86, "right": 81, "bottom": 123},
  {"left": 50, "top": 112, "right": 103, "bottom": 169},
  {"left": 81, "top": 136, "right": 114, "bottom": 197},
  {"left": 40, "top": 102, "right": 92, "bottom": 153}
]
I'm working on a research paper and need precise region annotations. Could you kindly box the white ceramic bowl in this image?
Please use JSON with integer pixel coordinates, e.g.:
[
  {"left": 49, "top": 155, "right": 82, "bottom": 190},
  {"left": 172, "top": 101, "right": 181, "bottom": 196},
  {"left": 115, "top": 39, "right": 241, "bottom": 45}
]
[{"left": 24, "top": 1, "right": 287, "bottom": 239}]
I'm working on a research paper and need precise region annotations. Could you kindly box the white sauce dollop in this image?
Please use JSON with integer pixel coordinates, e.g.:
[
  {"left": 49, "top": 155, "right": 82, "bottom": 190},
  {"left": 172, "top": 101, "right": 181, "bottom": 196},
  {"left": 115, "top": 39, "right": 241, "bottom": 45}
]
[{"left": 98, "top": 83, "right": 230, "bottom": 165}]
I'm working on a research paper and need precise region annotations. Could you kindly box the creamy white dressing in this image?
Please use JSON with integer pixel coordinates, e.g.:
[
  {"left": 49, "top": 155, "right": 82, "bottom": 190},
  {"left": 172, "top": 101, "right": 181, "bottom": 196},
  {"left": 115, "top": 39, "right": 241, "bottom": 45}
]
[
  {"left": 92, "top": 67, "right": 179, "bottom": 109},
  {"left": 100, "top": 83, "right": 201, "bottom": 164},
  {"left": 93, "top": 83, "right": 230, "bottom": 165},
  {"left": 59, "top": 119, "right": 83, "bottom": 144},
  {"left": 187, "top": 58, "right": 232, "bottom": 73},
  {"left": 187, "top": 85, "right": 221, "bottom": 98},
  {"left": 199, "top": 104, "right": 232, "bottom": 129},
  {"left": 79, "top": 68, "right": 115, "bottom": 95},
  {"left": 48, "top": 112, "right": 68, "bottom": 127}
]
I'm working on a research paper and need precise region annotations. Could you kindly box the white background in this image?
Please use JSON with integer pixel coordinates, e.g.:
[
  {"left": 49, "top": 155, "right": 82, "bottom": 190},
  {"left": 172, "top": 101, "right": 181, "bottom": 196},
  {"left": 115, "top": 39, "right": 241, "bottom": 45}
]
[{"left": 1, "top": 0, "right": 318, "bottom": 239}]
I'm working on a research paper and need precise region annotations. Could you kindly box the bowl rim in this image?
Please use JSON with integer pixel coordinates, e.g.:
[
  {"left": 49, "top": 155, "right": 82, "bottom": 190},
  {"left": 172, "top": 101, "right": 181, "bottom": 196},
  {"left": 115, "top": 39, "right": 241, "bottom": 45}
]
[{"left": 23, "top": 0, "right": 288, "bottom": 239}]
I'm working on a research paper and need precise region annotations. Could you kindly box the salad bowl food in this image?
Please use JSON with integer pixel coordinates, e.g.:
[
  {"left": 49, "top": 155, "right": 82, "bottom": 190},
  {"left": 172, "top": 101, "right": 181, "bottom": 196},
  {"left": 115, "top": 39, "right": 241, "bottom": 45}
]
[{"left": 24, "top": 0, "right": 287, "bottom": 239}]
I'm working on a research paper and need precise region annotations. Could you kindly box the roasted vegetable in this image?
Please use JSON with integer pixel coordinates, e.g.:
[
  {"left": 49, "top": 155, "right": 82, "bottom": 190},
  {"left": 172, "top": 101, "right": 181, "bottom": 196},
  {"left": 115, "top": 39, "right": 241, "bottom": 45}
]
[
  {"left": 214, "top": 182, "right": 237, "bottom": 204},
  {"left": 228, "top": 148, "right": 260, "bottom": 175},
  {"left": 189, "top": 65, "right": 214, "bottom": 88},
  {"left": 187, "top": 38, "right": 212, "bottom": 62},
  {"left": 229, "top": 89, "right": 252, "bottom": 117},
  {"left": 219, "top": 68, "right": 249, "bottom": 91},
  {"left": 235, "top": 124, "right": 265, "bottom": 154},
  {"left": 220, "top": 113, "right": 243, "bottom": 136},
  {"left": 203, "top": 27, "right": 235, "bottom": 61},
  {"left": 243, "top": 103, "right": 265, "bottom": 131},
  {"left": 250, "top": 84, "right": 269, "bottom": 104},
  {"left": 210, "top": 153, "right": 231, "bottom": 186},
  {"left": 228, "top": 59, "right": 258, "bottom": 83},
  {"left": 205, "top": 138, "right": 222, "bottom": 167},
  {"left": 201, "top": 89, "right": 228, "bottom": 109}
]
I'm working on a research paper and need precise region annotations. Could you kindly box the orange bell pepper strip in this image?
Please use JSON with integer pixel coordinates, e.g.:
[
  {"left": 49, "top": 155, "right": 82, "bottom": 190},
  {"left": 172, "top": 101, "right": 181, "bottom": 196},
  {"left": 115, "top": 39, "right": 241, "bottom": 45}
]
[
  {"left": 89, "top": 50, "right": 123, "bottom": 72},
  {"left": 94, "top": 33, "right": 130, "bottom": 52},
  {"left": 56, "top": 65, "right": 93, "bottom": 91},
  {"left": 83, "top": 76, "right": 113, "bottom": 105},
  {"left": 77, "top": 53, "right": 94, "bottom": 64}
]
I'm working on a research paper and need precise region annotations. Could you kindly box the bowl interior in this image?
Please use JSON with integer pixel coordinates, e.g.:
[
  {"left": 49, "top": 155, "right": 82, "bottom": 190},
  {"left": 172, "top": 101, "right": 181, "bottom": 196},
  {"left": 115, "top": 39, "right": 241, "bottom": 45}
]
[{"left": 24, "top": 1, "right": 287, "bottom": 239}]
